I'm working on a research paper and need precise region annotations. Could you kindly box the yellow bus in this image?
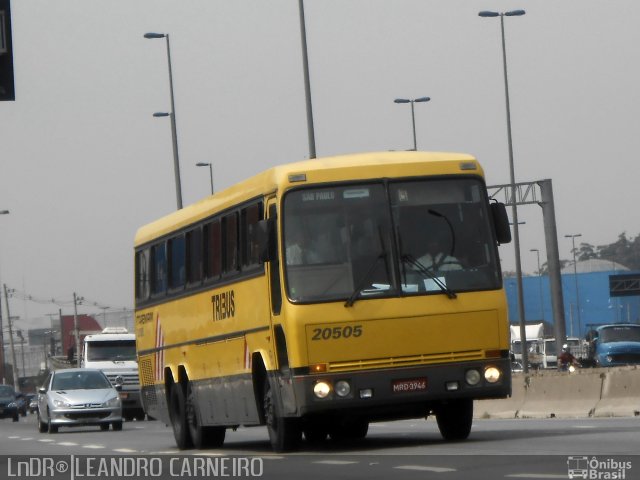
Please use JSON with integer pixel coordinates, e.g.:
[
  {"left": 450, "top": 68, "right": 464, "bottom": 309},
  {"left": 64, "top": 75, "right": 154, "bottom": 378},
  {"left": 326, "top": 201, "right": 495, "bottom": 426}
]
[{"left": 134, "top": 151, "right": 513, "bottom": 452}]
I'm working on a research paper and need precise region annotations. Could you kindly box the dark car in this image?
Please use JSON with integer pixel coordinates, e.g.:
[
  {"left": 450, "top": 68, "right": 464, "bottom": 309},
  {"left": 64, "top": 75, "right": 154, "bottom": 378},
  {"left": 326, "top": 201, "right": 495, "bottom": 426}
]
[{"left": 0, "top": 384, "right": 19, "bottom": 422}]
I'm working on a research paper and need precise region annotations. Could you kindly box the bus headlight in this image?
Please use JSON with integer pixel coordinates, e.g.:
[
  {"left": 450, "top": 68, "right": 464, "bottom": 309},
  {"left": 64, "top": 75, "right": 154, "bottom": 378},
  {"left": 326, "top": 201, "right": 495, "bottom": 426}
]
[
  {"left": 313, "top": 381, "right": 331, "bottom": 399},
  {"left": 484, "top": 367, "right": 501, "bottom": 383},
  {"left": 334, "top": 380, "right": 351, "bottom": 397},
  {"left": 465, "top": 369, "right": 481, "bottom": 386}
]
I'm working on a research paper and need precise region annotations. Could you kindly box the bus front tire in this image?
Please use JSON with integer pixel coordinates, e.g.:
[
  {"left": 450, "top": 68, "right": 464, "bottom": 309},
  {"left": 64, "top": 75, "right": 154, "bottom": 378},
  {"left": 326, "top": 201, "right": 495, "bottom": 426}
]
[
  {"left": 263, "top": 380, "right": 301, "bottom": 452},
  {"left": 169, "top": 384, "right": 193, "bottom": 450},
  {"left": 435, "top": 398, "right": 473, "bottom": 441},
  {"left": 186, "top": 383, "right": 225, "bottom": 449}
]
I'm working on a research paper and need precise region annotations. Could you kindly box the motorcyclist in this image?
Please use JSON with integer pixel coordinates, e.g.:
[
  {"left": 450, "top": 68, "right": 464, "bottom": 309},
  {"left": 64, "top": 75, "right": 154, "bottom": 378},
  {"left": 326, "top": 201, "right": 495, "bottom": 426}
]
[{"left": 558, "top": 344, "right": 580, "bottom": 372}]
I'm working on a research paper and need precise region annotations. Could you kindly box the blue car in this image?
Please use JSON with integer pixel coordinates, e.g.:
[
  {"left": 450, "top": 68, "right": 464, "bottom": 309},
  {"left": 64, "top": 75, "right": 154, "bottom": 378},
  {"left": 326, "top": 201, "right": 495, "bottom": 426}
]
[{"left": 592, "top": 324, "right": 640, "bottom": 367}]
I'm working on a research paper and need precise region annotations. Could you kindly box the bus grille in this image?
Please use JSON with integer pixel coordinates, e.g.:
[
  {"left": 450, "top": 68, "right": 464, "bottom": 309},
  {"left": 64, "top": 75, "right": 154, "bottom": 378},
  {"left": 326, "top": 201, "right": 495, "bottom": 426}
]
[
  {"left": 138, "top": 356, "right": 157, "bottom": 407},
  {"left": 327, "top": 350, "right": 484, "bottom": 372},
  {"left": 139, "top": 357, "right": 154, "bottom": 387}
]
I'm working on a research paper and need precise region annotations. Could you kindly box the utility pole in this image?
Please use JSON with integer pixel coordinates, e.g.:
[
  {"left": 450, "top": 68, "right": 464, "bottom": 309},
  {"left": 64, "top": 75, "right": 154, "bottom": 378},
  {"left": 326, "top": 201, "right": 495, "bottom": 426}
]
[
  {"left": 73, "top": 292, "right": 82, "bottom": 368},
  {"left": 3, "top": 284, "right": 19, "bottom": 391},
  {"left": 0, "top": 285, "right": 5, "bottom": 383}
]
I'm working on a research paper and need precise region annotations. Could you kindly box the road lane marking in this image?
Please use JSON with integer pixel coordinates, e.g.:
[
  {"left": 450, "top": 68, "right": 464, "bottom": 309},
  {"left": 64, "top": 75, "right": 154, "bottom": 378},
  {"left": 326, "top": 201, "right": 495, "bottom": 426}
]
[
  {"left": 20, "top": 437, "right": 34, "bottom": 441},
  {"left": 113, "top": 448, "right": 138, "bottom": 453},
  {"left": 57, "top": 442, "right": 78, "bottom": 446},
  {"left": 83, "top": 444, "right": 105, "bottom": 449},
  {"left": 312, "top": 460, "right": 359, "bottom": 465},
  {"left": 395, "top": 465, "right": 456, "bottom": 473},
  {"left": 38, "top": 439, "right": 55, "bottom": 443}
]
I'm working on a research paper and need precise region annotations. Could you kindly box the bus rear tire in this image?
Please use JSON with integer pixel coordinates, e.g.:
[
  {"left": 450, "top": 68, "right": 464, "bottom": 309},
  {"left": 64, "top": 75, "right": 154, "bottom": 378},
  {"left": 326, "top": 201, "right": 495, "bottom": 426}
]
[
  {"left": 187, "top": 383, "right": 225, "bottom": 449},
  {"left": 263, "top": 379, "right": 301, "bottom": 452},
  {"left": 435, "top": 398, "right": 473, "bottom": 441},
  {"left": 169, "top": 384, "right": 193, "bottom": 450}
]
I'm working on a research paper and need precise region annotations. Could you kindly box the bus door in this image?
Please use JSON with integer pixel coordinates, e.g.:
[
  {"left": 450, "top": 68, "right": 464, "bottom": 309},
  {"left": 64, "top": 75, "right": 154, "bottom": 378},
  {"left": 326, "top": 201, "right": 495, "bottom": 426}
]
[{"left": 265, "top": 199, "right": 297, "bottom": 415}]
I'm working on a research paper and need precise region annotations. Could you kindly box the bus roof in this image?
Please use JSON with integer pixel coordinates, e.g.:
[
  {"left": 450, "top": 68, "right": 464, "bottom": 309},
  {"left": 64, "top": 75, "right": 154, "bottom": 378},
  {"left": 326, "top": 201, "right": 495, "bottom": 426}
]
[{"left": 134, "top": 151, "right": 481, "bottom": 247}]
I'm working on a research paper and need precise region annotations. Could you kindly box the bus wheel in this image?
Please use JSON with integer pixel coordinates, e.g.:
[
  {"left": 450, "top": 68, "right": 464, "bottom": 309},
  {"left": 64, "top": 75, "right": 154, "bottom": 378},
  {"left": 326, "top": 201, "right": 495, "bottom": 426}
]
[
  {"left": 329, "top": 418, "right": 369, "bottom": 441},
  {"left": 186, "top": 383, "right": 225, "bottom": 449},
  {"left": 169, "top": 384, "right": 193, "bottom": 449},
  {"left": 263, "top": 380, "right": 301, "bottom": 452},
  {"left": 435, "top": 398, "right": 473, "bottom": 441}
]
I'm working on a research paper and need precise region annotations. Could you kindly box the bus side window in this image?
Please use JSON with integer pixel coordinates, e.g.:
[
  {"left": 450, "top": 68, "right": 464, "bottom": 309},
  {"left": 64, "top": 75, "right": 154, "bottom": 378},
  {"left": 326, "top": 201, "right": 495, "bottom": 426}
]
[
  {"left": 186, "top": 227, "right": 203, "bottom": 286},
  {"left": 241, "top": 202, "right": 263, "bottom": 270},
  {"left": 135, "top": 248, "right": 150, "bottom": 303},
  {"left": 150, "top": 242, "right": 167, "bottom": 296},
  {"left": 204, "top": 220, "right": 222, "bottom": 281},
  {"left": 168, "top": 234, "right": 186, "bottom": 291},
  {"left": 223, "top": 212, "right": 239, "bottom": 275}
]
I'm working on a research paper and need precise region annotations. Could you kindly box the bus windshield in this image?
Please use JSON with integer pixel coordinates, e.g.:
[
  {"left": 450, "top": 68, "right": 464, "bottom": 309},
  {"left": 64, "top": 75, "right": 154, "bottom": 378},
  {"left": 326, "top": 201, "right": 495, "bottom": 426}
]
[{"left": 283, "top": 178, "right": 501, "bottom": 303}]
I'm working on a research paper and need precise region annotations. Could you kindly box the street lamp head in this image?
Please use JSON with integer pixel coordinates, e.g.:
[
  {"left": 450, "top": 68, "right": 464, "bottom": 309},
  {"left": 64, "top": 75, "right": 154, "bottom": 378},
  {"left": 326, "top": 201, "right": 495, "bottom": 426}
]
[
  {"left": 478, "top": 11, "right": 500, "bottom": 17},
  {"left": 530, "top": 248, "right": 539, "bottom": 253},
  {"left": 414, "top": 97, "right": 431, "bottom": 103},
  {"left": 144, "top": 32, "right": 166, "bottom": 39},
  {"left": 153, "top": 112, "right": 170, "bottom": 117},
  {"left": 196, "top": 162, "right": 211, "bottom": 167},
  {"left": 505, "top": 10, "right": 526, "bottom": 16},
  {"left": 0, "top": 210, "right": 9, "bottom": 215},
  {"left": 394, "top": 98, "right": 410, "bottom": 104}
]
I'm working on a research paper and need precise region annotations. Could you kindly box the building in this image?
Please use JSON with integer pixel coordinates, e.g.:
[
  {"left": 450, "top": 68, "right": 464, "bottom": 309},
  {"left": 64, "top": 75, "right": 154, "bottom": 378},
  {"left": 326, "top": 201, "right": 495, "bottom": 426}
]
[{"left": 505, "top": 259, "right": 640, "bottom": 339}]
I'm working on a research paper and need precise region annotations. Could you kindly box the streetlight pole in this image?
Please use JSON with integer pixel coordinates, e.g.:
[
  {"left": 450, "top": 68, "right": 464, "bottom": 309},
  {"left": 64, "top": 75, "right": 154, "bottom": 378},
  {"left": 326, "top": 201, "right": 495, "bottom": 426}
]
[
  {"left": 298, "top": 0, "right": 316, "bottom": 159},
  {"left": 73, "top": 292, "right": 83, "bottom": 368},
  {"left": 394, "top": 97, "right": 430, "bottom": 151},
  {"left": 196, "top": 162, "right": 214, "bottom": 195},
  {"left": 565, "top": 234, "right": 583, "bottom": 337},
  {"left": 530, "top": 248, "right": 544, "bottom": 322},
  {"left": 0, "top": 209, "right": 9, "bottom": 383},
  {"left": 144, "top": 32, "right": 183, "bottom": 210},
  {"left": 479, "top": 8, "right": 527, "bottom": 370},
  {"left": 3, "top": 284, "right": 19, "bottom": 392}
]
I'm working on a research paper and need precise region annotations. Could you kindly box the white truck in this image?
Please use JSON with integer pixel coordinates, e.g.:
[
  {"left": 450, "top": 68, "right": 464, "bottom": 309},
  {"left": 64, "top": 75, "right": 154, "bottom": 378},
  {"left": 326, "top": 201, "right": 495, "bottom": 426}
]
[
  {"left": 510, "top": 323, "right": 546, "bottom": 369},
  {"left": 81, "top": 327, "right": 145, "bottom": 421}
]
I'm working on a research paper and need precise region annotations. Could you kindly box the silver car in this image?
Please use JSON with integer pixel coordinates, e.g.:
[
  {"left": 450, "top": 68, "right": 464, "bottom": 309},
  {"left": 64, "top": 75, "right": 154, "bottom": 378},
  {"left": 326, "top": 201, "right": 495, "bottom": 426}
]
[{"left": 37, "top": 368, "right": 123, "bottom": 433}]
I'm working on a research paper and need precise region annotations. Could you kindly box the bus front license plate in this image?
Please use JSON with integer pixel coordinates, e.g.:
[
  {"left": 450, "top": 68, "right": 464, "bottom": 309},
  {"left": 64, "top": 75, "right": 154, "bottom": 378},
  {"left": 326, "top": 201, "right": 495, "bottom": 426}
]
[{"left": 392, "top": 378, "right": 427, "bottom": 393}]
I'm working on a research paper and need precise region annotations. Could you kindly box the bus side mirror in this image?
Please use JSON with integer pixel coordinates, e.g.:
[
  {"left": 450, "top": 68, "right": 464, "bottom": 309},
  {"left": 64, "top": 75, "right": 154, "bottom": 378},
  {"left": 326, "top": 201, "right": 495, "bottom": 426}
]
[
  {"left": 256, "top": 218, "right": 277, "bottom": 263},
  {"left": 491, "top": 202, "right": 512, "bottom": 244}
]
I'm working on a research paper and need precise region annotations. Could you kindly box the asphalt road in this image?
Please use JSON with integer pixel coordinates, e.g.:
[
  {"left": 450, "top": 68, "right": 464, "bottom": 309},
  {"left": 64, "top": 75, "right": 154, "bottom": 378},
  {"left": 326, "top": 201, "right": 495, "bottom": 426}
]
[{"left": 1, "top": 413, "right": 639, "bottom": 479}]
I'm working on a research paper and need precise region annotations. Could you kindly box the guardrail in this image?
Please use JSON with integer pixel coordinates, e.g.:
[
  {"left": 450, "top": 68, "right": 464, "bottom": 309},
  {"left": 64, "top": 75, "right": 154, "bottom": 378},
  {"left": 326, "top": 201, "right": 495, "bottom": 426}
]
[{"left": 475, "top": 365, "right": 640, "bottom": 419}]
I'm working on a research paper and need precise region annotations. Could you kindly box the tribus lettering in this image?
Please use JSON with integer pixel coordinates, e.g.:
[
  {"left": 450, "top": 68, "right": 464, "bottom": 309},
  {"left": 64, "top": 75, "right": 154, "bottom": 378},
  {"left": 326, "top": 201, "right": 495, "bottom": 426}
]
[{"left": 211, "top": 290, "right": 235, "bottom": 321}]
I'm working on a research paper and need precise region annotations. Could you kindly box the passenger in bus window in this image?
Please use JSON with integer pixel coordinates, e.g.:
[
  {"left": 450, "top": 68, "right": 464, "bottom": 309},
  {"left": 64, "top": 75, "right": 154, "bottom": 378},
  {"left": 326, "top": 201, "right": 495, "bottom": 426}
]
[
  {"left": 286, "top": 228, "right": 312, "bottom": 265},
  {"left": 417, "top": 235, "right": 463, "bottom": 272}
]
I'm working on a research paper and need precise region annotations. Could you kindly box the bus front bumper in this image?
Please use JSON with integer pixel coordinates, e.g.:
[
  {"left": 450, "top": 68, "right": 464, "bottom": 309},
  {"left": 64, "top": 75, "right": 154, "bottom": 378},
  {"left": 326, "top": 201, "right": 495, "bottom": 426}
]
[{"left": 291, "top": 358, "right": 511, "bottom": 418}]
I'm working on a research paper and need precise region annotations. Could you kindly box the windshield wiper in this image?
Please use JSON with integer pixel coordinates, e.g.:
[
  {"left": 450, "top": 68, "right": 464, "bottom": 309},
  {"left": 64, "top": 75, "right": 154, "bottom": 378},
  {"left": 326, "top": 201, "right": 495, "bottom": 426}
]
[
  {"left": 345, "top": 253, "right": 387, "bottom": 307},
  {"left": 401, "top": 254, "right": 457, "bottom": 299}
]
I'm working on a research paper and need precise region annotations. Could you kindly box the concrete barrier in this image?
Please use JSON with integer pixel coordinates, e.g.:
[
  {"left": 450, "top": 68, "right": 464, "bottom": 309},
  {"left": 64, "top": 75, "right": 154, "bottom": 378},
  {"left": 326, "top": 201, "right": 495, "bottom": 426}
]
[
  {"left": 517, "top": 369, "right": 603, "bottom": 418},
  {"left": 475, "top": 374, "right": 526, "bottom": 419},
  {"left": 593, "top": 365, "right": 640, "bottom": 417}
]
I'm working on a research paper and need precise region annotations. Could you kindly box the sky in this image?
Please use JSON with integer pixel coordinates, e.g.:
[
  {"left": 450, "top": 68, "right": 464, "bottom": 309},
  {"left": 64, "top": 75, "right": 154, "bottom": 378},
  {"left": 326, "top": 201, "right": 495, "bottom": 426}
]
[{"left": 1, "top": 0, "right": 639, "bottom": 330}]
